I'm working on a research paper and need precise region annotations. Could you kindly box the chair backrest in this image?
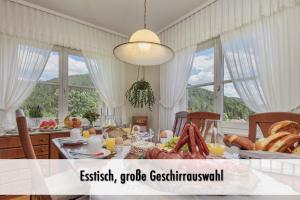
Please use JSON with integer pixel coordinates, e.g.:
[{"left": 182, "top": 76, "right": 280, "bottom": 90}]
[
  {"left": 248, "top": 112, "right": 300, "bottom": 142},
  {"left": 15, "top": 109, "right": 36, "bottom": 159},
  {"left": 187, "top": 112, "right": 220, "bottom": 132},
  {"left": 16, "top": 110, "right": 53, "bottom": 199},
  {"left": 172, "top": 111, "right": 188, "bottom": 136},
  {"left": 132, "top": 116, "right": 148, "bottom": 132}
]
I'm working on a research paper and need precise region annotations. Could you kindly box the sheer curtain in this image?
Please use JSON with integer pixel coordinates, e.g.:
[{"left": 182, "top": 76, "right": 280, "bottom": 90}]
[
  {"left": 159, "top": 45, "right": 196, "bottom": 130},
  {"left": 0, "top": 0, "right": 126, "bottom": 54},
  {"left": 159, "top": 0, "right": 300, "bottom": 52},
  {"left": 221, "top": 5, "right": 300, "bottom": 113},
  {"left": 0, "top": 33, "right": 52, "bottom": 131},
  {"left": 83, "top": 51, "right": 125, "bottom": 125}
]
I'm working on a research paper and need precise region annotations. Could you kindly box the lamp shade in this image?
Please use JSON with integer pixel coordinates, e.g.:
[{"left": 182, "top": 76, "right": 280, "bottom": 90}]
[{"left": 113, "top": 29, "right": 174, "bottom": 66}]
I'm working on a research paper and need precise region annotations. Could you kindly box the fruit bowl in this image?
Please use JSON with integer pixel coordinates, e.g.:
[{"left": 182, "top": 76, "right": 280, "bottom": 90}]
[
  {"left": 64, "top": 115, "right": 82, "bottom": 128},
  {"left": 39, "top": 119, "right": 58, "bottom": 131}
]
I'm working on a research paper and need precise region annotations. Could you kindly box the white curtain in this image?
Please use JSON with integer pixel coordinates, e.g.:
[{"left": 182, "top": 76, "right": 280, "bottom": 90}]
[
  {"left": 83, "top": 51, "right": 125, "bottom": 125},
  {"left": 0, "top": 0, "right": 126, "bottom": 54},
  {"left": 221, "top": 5, "right": 300, "bottom": 113},
  {"left": 0, "top": 33, "right": 52, "bottom": 131},
  {"left": 159, "top": 45, "right": 196, "bottom": 130},
  {"left": 159, "top": 0, "right": 300, "bottom": 52}
]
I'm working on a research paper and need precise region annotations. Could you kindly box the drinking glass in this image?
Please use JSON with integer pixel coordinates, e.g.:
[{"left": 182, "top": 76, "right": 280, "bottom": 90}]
[
  {"left": 131, "top": 133, "right": 142, "bottom": 143},
  {"left": 202, "top": 120, "right": 225, "bottom": 156}
]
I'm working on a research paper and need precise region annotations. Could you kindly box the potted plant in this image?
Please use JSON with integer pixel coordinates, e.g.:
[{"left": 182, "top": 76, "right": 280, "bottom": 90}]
[
  {"left": 83, "top": 110, "right": 100, "bottom": 127},
  {"left": 125, "top": 79, "right": 155, "bottom": 110},
  {"left": 28, "top": 105, "right": 43, "bottom": 128}
]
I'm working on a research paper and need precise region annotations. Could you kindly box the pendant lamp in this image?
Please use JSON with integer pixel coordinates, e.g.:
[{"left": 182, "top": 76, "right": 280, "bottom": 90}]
[{"left": 113, "top": 0, "right": 174, "bottom": 66}]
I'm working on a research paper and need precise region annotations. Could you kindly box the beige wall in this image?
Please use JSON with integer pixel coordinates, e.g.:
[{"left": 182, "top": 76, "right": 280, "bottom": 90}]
[{"left": 123, "top": 65, "right": 160, "bottom": 131}]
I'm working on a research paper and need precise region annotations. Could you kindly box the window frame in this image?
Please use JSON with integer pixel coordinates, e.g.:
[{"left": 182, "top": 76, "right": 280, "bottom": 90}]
[
  {"left": 187, "top": 38, "right": 219, "bottom": 112},
  {"left": 187, "top": 38, "right": 222, "bottom": 114},
  {"left": 187, "top": 38, "right": 250, "bottom": 134},
  {"left": 36, "top": 46, "right": 98, "bottom": 122}
]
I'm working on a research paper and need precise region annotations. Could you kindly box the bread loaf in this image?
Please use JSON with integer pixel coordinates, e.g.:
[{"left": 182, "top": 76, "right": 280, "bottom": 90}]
[
  {"left": 255, "top": 131, "right": 291, "bottom": 151},
  {"left": 268, "top": 120, "right": 300, "bottom": 135},
  {"left": 223, "top": 135, "right": 254, "bottom": 150},
  {"left": 268, "top": 134, "right": 300, "bottom": 152}
]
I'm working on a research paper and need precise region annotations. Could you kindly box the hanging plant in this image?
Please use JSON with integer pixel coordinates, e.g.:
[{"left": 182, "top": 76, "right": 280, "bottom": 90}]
[{"left": 125, "top": 67, "right": 155, "bottom": 110}]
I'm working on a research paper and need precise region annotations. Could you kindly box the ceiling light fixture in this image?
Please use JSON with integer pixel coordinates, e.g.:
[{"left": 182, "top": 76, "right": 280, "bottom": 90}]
[{"left": 113, "top": 0, "right": 174, "bottom": 66}]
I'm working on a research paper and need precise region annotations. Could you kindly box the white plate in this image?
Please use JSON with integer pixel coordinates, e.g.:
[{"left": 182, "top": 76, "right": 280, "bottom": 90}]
[
  {"left": 69, "top": 148, "right": 111, "bottom": 159},
  {"left": 58, "top": 138, "right": 87, "bottom": 145}
]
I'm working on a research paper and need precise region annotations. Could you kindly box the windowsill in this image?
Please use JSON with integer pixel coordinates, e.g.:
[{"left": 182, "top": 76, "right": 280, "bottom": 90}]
[
  {"left": 221, "top": 121, "right": 263, "bottom": 138},
  {"left": 221, "top": 121, "right": 248, "bottom": 137}
]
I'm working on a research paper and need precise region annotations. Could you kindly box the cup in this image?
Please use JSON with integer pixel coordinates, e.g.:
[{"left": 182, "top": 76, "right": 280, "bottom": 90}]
[
  {"left": 87, "top": 135, "right": 103, "bottom": 152},
  {"left": 70, "top": 128, "right": 81, "bottom": 140},
  {"left": 106, "top": 138, "right": 116, "bottom": 152}
]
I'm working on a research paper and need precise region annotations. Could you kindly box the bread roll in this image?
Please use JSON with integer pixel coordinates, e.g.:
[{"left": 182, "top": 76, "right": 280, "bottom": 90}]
[
  {"left": 255, "top": 131, "right": 291, "bottom": 151},
  {"left": 268, "top": 134, "right": 300, "bottom": 152},
  {"left": 223, "top": 135, "right": 254, "bottom": 150},
  {"left": 268, "top": 120, "right": 300, "bottom": 135}
]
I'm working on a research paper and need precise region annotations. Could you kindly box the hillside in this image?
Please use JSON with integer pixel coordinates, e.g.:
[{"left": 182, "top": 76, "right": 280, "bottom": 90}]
[
  {"left": 47, "top": 74, "right": 94, "bottom": 87},
  {"left": 23, "top": 74, "right": 253, "bottom": 120},
  {"left": 188, "top": 87, "right": 253, "bottom": 121},
  {"left": 22, "top": 74, "right": 99, "bottom": 117}
]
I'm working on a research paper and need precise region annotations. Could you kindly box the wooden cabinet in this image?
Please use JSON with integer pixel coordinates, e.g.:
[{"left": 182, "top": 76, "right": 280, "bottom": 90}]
[
  {"left": 0, "top": 129, "right": 101, "bottom": 159},
  {"left": 0, "top": 145, "right": 48, "bottom": 159},
  {"left": 0, "top": 133, "right": 66, "bottom": 159},
  {"left": 0, "top": 195, "right": 29, "bottom": 200},
  {"left": 0, "top": 134, "right": 48, "bottom": 149}
]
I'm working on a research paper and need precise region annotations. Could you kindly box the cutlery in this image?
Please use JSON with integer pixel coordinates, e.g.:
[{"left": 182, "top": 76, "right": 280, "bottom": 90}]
[{"left": 69, "top": 150, "right": 104, "bottom": 156}]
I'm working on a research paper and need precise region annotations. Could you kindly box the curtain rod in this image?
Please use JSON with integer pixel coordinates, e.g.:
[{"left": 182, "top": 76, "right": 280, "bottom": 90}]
[
  {"left": 8, "top": 0, "right": 128, "bottom": 39},
  {"left": 158, "top": 0, "right": 218, "bottom": 34}
]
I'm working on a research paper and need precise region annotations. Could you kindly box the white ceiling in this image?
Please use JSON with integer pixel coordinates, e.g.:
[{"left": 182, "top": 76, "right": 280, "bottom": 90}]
[{"left": 22, "top": 0, "right": 208, "bottom": 36}]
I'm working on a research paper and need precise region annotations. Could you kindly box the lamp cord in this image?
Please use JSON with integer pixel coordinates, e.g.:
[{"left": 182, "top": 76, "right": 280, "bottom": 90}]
[
  {"left": 137, "top": 66, "right": 140, "bottom": 80},
  {"left": 144, "top": 0, "right": 147, "bottom": 28},
  {"left": 137, "top": 66, "right": 145, "bottom": 81}
]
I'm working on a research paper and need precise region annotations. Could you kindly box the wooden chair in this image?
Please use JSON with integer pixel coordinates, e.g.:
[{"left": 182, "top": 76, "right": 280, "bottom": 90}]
[
  {"left": 132, "top": 116, "right": 148, "bottom": 132},
  {"left": 172, "top": 111, "right": 188, "bottom": 136},
  {"left": 15, "top": 109, "right": 85, "bottom": 200},
  {"left": 248, "top": 112, "right": 300, "bottom": 142},
  {"left": 187, "top": 112, "right": 220, "bottom": 132},
  {"left": 15, "top": 109, "right": 37, "bottom": 159},
  {"left": 15, "top": 109, "right": 51, "bottom": 200}
]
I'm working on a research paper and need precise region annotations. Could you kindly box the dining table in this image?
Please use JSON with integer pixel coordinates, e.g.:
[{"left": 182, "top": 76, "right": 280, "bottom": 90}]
[{"left": 51, "top": 134, "right": 156, "bottom": 159}]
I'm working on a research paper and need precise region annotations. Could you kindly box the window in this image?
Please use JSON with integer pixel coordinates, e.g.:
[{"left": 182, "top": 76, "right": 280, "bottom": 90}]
[
  {"left": 223, "top": 62, "right": 254, "bottom": 122},
  {"left": 187, "top": 38, "right": 254, "bottom": 128},
  {"left": 22, "top": 51, "right": 60, "bottom": 118},
  {"left": 187, "top": 42, "right": 216, "bottom": 113},
  {"left": 22, "top": 47, "right": 100, "bottom": 121},
  {"left": 67, "top": 54, "right": 100, "bottom": 116}
]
